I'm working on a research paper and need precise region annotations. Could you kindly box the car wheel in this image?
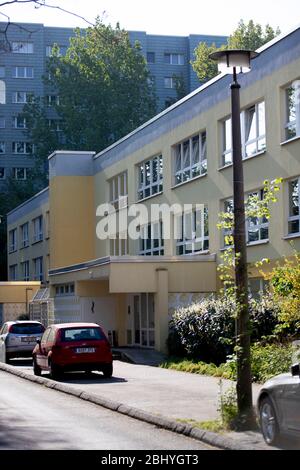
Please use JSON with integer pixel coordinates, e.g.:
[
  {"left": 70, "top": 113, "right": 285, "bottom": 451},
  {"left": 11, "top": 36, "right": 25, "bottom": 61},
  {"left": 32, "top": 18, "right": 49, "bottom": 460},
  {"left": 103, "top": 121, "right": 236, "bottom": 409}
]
[
  {"left": 33, "top": 358, "right": 42, "bottom": 376},
  {"left": 259, "top": 396, "right": 280, "bottom": 446},
  {"left": 102, "top": 363, "right": 113, "bottom": 378},
  {"left": 49, "top": 360, "right": 60, "bottom": 380}
]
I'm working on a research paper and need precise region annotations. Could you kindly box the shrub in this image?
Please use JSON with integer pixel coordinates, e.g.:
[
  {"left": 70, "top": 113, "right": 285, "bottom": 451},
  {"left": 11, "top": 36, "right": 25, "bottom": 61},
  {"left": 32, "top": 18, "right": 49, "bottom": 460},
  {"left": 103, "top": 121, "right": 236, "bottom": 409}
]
[
  {"left": 169, "top": 296, "right": 235, "bottom": 364},
  {"left": 168, "top": 293, "right": 279, "bottom": 363}
]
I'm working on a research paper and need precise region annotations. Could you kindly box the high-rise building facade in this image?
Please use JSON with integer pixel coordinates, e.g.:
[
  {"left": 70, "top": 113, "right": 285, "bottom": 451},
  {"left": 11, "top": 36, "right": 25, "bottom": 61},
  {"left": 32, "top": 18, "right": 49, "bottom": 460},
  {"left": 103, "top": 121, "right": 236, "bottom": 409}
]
[{"left": 0, "top": 22, "right": 226, "bottom": 184}]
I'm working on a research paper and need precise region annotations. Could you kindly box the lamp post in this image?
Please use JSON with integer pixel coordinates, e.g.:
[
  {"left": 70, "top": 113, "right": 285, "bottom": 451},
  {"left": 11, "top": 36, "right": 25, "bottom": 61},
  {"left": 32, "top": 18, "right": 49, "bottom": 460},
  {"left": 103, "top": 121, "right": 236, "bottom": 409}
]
[{"left": 210, "top": 49, "right": 259, "bottom": 428}]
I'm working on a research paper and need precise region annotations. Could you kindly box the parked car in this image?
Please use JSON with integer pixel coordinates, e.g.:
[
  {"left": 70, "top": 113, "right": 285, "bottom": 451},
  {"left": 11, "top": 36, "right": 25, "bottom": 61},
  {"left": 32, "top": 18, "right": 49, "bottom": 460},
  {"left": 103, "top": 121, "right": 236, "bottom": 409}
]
[
  {"left": 0, "top": 321, "right": 45, "bottom": 363},
  {"left": 258, "top": 363, "right": 300, "bottom": 445},
  {"left": 32, "top": 322, "right": 113, "bottom": 379}
]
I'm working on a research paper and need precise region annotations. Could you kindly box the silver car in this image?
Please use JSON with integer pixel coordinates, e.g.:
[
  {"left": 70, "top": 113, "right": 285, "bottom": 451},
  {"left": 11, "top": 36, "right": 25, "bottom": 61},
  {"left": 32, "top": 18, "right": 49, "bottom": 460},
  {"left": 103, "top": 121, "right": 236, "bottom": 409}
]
[
  {"left": 0, "top": 321, "right": 45, "bottom": 363},
  {"left": 258, "top": 363, "right": 300, "bottom": 446}
]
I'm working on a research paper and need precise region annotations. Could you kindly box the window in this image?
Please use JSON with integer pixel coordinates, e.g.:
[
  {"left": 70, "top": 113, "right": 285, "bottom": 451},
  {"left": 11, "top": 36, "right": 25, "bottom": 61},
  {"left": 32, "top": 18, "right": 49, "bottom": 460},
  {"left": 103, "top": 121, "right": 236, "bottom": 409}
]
[
  {"left": 9, "top": 228, "right": 17, "bottom": 253},
  {"left": 21, "top": 261, "right": 30, "bottom": 281},
  {"left": 12, "top": 42, "right": 33, "bottom": 54},
  {"left": 13, "top": 168, "right": 27, "bottom": 180},
  {"left": 176, "top": 206, "right": 209, "bottom": 255},
  {"left": 137, "top": 155, "right": 163, "bottom": 200},
  {"left": 20, "top": 222, "right": 29, "bottom": 248},
  {"left": 139, "top": 221, "right": 164, "bottom": 256},
  {"left": 12, "top": 142, "right": 33, "bottom": 154},
  {"left": 46, "top": 45, "right": 67, "bottom": 57},
  {"left": 288, "top": 178, "right": 300, "bottom": 235},
  {"left": 222, "top": 191, "right": 269, "bottom": 247},
  {"left": 33, "top": 216, "right": 43, "bottom": 243},
  {"left": 221, "top": 101, "right": 266, "bottom": 166},
  {"left": 46, "top": 95, "right": 59, "bottom": 107},
  {"left": 285, "top": 81, "right": 300, "bottom": 140},
  {"left": 0, "top": 66, "right": 5, "bottom": 78},
  {"left": 249, "top": 278, "right": 268, "bottom": 299},
  {"left": 223, "top": 199, "right": 234, "bottom": 248},
  {"left": 246, "top": 190, "right": 269, "bottom": 244},
  {"left": 109, "top": 172, "right": 128, "bottom": 210},
  {"left": 164, "top": 77, "right": 175, "bottom": 89},
  {"left": 147, "top": 52, "right": 155, "bottom": 63},
  {"left": 164, "top": 53, "right": 184, "bottom": 65},
  {"left": 174, "top": 132, "right": 207, "bottom": 185},
  {"left": 9, "top": 265, "right": 18, "bottom": 281},
  {"left": 48, "top": 119, "right": 62, "bottom": 131},
  {"left": 0, "top": 117, "right": 5, "bottom": 128},
  {"left": 110, "top": 234, "right": 128, "bottom": 256},
  {"left": 13, "top": 66, "right": 34, "bottom": 78},
  {"left": 0, "top": 142, "right": 5, "bottom": 153},
  {"left": 243, "top": 102, "right": 266, "bottom": 158},
  {"left": 55, "top": 283, "right": 75, "bottom": 296},
  {"left": 12, "top": 91, "right": 33, "bottom": 104},
  {"left": 13, "top": 116, "right": 27, "bottom": 129},
  {"left": 0, "top": 80, "right": 5, "bottom": 104},
  {"left": 33, "top": 257, "right": 43, "bottom": 281},
  {"left": 0, "top": 168, "right": 5, "bottom": 179}
]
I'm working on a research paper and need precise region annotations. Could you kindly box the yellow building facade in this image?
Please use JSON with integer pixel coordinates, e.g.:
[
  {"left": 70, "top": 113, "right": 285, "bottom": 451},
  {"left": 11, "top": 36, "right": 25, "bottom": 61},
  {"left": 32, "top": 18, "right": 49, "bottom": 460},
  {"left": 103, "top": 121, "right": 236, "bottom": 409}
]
[{"left": 7, "top": 27, "right": 300, "bottom": 352}]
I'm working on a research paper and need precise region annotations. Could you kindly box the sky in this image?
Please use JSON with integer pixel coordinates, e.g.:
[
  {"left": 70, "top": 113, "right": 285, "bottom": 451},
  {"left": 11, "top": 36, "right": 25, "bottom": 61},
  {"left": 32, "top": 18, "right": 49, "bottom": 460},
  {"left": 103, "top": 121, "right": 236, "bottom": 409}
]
[{"left": 0, "top": 0, "right": 299, "bottom": 37}]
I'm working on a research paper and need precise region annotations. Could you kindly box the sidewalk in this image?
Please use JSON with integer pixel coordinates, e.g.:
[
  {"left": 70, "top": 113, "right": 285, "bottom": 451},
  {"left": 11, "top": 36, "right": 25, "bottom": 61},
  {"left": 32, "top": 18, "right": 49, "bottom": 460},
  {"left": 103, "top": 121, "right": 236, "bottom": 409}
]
[{"left": 0, "top": 358, "right": 275, "bottom": 450}]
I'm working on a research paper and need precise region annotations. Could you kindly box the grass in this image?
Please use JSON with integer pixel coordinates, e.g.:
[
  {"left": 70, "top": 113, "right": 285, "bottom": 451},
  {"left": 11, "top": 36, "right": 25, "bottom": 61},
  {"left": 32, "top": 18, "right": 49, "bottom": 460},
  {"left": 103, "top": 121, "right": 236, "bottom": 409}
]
[
  {"left": 177, "top": 418, "right": 227, "bottom": 433},
  {"left": 160, "top": 357, "right": 235, "bottom": 380}
]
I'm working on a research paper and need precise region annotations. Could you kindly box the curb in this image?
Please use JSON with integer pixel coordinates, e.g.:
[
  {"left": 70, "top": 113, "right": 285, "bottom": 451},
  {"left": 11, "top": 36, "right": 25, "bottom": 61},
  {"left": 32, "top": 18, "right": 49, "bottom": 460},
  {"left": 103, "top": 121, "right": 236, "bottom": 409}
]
[{"left": 0, "top": 362, "right": 250, "bottom": 450}]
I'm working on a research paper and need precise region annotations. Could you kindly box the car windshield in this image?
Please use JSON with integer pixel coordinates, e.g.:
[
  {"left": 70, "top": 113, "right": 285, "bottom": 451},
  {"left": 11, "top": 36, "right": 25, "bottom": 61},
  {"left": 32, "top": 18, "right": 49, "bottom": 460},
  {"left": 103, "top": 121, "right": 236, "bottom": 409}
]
[
  {"left": 61, "top": 327, "right": 104, "bottom": 342},
  {"left": 10, "top": 323, "right": 44, "bottom": 335}
]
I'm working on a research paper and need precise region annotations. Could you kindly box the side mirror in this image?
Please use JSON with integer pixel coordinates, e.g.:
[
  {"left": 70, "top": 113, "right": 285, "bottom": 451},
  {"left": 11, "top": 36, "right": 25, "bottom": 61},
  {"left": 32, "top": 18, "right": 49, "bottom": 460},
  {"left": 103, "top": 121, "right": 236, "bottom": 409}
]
[{"left": 291, "top": 363, "right": 300, "bottom": 377}]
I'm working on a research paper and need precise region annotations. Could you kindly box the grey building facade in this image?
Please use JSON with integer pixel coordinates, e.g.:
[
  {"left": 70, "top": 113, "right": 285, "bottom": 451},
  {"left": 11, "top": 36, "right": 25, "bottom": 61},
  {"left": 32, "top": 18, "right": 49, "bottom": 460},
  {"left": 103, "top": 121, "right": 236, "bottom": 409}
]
[{"left": 0, "top": 22, "right": 226, "bottom": 183}]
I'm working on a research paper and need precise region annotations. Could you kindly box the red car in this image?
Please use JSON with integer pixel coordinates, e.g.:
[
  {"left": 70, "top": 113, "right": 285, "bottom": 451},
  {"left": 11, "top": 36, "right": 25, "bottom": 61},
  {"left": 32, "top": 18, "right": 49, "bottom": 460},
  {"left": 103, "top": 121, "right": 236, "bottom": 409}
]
[{"left": 32, "top": 323, "right": 113, "bottom": 379}]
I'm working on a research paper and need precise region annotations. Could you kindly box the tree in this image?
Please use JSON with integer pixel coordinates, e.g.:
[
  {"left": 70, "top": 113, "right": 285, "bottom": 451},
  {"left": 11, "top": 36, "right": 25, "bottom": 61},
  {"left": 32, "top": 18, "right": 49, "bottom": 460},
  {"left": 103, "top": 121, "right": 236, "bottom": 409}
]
[
  {"left": 192, "top": 20, "right": 280, "bottom": 83},
  {"left": 23, "top": 19, "right": 157, "bottom": 162},
  {"left": 228, "top": 20, "right": 281, "bottom": 51}
]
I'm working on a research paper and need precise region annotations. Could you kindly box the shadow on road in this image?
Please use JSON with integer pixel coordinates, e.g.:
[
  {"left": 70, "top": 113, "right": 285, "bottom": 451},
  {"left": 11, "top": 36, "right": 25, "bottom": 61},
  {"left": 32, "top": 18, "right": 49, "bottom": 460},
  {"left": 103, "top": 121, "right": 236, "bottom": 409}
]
[{"left": 44, "top": 371, "right": 127, "bottom": 385}]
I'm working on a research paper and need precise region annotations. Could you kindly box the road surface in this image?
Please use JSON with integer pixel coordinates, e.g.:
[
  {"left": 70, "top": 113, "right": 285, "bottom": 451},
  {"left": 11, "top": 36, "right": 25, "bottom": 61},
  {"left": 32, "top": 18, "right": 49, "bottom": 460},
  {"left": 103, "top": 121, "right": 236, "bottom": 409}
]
[{"left": 0, "top": 371, "right": 215, "bottom": 450}]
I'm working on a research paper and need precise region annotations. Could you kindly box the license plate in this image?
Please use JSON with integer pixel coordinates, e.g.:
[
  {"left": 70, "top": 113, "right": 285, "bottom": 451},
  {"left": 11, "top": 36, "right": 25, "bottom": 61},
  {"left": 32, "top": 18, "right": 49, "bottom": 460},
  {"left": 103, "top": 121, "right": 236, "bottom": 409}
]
[
  {"left": 75, "top": 348, "right": 96, "bottom": 354},
  {"left": 21, "top": 337, "right": 35, "bottom": 343}
]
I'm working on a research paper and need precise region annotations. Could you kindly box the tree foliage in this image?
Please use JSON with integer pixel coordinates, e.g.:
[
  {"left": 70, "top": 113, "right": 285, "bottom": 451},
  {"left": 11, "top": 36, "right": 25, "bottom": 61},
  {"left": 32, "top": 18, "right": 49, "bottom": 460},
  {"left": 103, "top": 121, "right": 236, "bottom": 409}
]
[
  {"left": 268, "top": 252, "right": 300, "bottom": 329},
  {"left": 192, "top": 20, "right": 281, "bottom": 83},
  {"left": 23, "top": 19, "right": 157, "bottom": 167}
]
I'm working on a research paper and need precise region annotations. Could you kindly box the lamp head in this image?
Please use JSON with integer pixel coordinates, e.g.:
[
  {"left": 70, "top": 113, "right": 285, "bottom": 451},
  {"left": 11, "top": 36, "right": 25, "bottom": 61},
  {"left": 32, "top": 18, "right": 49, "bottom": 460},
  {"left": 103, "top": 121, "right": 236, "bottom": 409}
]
[{"left": 209, "top": 49, "right": 259, "bottom": 74}]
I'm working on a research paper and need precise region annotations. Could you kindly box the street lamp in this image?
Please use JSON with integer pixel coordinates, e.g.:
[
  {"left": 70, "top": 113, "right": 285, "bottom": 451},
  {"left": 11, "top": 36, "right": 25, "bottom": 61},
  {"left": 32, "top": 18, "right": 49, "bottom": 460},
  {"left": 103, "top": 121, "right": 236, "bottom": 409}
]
[{"left": 210, "top": 49, "right": 259, "bottom": 429}]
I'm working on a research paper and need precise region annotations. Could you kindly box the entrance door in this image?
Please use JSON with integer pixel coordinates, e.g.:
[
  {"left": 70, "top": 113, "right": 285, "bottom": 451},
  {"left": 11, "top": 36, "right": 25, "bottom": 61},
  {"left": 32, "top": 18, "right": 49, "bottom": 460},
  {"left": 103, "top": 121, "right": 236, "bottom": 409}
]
[{"left": 132, "top": 294, "right": 155, "bottom": 348}]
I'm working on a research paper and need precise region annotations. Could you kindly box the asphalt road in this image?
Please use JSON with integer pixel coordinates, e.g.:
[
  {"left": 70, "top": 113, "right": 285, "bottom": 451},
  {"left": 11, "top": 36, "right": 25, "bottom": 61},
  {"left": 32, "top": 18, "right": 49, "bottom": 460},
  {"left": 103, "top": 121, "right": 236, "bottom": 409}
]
[{"left": 0, "top": 371, "right": 216, "bottom": 450}]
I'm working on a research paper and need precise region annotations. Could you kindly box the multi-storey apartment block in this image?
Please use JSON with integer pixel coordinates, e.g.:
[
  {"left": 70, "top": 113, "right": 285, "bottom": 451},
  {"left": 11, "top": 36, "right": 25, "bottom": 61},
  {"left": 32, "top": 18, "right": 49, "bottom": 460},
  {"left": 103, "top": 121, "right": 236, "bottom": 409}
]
[
  {"left": 0, "top": 21, "right": 226, "bottom": 185},
  {"left": 7, "top": 26, "right": 300, "bottom": 352}
]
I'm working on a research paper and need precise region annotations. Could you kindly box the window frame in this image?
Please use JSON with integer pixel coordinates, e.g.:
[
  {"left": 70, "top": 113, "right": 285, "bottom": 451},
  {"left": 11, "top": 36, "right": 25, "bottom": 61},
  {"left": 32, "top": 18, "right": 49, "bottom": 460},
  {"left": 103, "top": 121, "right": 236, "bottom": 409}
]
[
  {"left": 139, "top": 221, "right": 164, "bottom": 256},
  {"left": 176, "top": 206, "right": 209, "bottom": 255},
  {"left": 12, "top": 42, "right": 33, "bottom": 54},
  {"left": 12, "top": 142, "right": 33, "bottom": 154},
  {"left": 246, "top": 189, "right": 269, "bottom": 244},
  {"left": 285, "top": 80, "right": 300, "bottom": 141},
  {"left": 32, "top": 216, "right": 43, "bottom": 243},
  {"left": 164, "top": 53, "right": 184, "bottom": 65},
  {"left": 33, "top": 257, "right": 43, "bottom": 282},
  {"left": 288, "top": 177, "right": 300, "bottom": 236},
  {"left": 221, "top": 101, "right": 266, "bottom": 167},
  {"left": 137, "top": 154, "right": 163, "bottom": 201},
  {"left": 20, "top": 222, "right": 29, "bottom": 248},
  {"left": 13, "top": 66, "right": 34, "bottom": 79},
  {"left": 174, "top": 131, "right": 207, "bottom": 186},
  {"left": 108, "top": 171, "right": 128, "bottom": 210},
  {"left": 13, "top": 168, "right": 27, "bottom": 180},
  {"left": 9, "top": 228, "right": 17, "bottom": 253}
]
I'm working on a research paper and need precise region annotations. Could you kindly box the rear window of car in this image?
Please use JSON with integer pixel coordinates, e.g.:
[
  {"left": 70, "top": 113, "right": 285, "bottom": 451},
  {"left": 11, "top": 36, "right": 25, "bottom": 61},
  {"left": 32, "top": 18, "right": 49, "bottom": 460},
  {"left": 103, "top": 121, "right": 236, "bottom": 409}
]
[
  {"left": 10, "top": 323, "right": 45, "bottom": 334},
  {"left": 61, "top": 327, "right": 104, "bottom": 342}
]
